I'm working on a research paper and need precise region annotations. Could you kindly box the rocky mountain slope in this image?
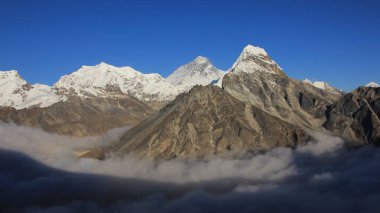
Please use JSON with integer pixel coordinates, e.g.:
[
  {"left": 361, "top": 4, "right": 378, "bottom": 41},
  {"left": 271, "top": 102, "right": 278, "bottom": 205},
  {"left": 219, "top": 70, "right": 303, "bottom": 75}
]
[
  {"left": 167, "top": 56, "right": 225, "bottom": 93},
  {"left": 324, "top": 86, "right": 380, "bottom": 145},
  {"left": 0, "top": 95, "right": 155, "bottom": 136},
  {"left": 89, "top": 45, "right": 346, "bottom": 160},
  {"left": 98, "top": 85, "right": 310, "bottom": 160},
  {"left": 222, "top": 45, "right": 342, "bottom": 129},
  {"left": 89, "top": 45, "right": 380, "bottom": 160}
]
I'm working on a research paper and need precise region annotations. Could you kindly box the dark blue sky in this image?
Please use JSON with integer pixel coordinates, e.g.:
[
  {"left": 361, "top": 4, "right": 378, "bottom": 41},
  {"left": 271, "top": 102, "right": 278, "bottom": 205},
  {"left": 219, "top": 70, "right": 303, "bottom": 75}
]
[{"left": 0, "top": 0, "right": 379, "bottom": 91}]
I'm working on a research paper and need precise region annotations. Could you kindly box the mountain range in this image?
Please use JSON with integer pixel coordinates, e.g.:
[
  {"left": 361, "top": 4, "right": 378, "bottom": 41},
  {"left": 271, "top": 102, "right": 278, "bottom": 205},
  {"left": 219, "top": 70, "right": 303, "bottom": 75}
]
[{"left": 1, "top": 45, "right": 379, "bottom": 159}]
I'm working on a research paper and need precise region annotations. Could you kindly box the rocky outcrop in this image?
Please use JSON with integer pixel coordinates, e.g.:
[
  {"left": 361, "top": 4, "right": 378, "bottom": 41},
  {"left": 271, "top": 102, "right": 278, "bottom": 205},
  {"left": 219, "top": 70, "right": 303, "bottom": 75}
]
[
  {"left": 101, "top": 85, "right": 310, "bottom": 160},
  {"left": 324, "top": 87, "right": 380, "bottom": 145},
  {"left": 0, "top": 95, "right": 155, "bottom": 136}
]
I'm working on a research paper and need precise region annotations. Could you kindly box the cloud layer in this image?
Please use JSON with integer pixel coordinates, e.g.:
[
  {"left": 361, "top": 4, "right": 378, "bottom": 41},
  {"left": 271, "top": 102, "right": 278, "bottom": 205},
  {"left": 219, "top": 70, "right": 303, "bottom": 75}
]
[{"left": 0, "top": 123, "right": 379, "bottom": 213}]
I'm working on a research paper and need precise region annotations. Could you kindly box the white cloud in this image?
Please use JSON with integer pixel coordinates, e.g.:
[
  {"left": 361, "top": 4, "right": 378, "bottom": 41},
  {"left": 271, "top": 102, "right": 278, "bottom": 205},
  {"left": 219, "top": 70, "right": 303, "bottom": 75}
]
[{"left": 0, "top": 123, "right": 379, "bottom": 213}]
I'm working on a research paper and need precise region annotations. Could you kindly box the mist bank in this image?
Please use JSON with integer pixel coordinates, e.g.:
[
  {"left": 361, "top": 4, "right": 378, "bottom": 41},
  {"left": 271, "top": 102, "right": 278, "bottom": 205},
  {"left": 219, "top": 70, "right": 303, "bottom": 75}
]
[{"left": 0, "top": 123, "right": 380, "bottom": 213}]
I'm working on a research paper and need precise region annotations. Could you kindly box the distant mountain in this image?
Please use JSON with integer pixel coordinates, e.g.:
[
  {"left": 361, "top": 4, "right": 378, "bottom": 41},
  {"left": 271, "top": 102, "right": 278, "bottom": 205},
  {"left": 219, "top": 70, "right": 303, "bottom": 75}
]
[
  {"left": 303, "top": 79, "right": 342, "bottom": 94},
  {"left": 0, "top": 70, "right": 66, "bottom": 109},
  {"left": 167, "top": 56, "right": 225, "bottom": 93},
  {"left": 0, "top": 69, "right": 155, "bottom": 136},
  {"left": 54, "top": 62, "right": 178, "bottom": 110}
]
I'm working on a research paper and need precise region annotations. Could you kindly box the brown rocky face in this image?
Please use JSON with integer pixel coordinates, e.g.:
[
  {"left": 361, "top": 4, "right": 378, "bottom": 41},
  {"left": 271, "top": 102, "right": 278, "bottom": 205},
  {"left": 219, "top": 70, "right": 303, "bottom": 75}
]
[
  {"left": 104, "top": 85, "right": 311, "bottom": 160},
  {"left": 225, "top": 71, "right": 337, "bottom": 129},
  {"left": 0, "top": 95, "right": 155, "bottom": 137},
  {"left": 324, "top": 87, "right": 380, "bottom": 145}
]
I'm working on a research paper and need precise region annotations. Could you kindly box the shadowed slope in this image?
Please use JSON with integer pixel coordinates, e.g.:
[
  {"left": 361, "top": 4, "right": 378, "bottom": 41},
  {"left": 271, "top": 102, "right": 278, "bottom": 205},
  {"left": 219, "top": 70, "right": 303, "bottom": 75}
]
[{"left": 324, "top": 86, "right": 380, "bottom": 145}]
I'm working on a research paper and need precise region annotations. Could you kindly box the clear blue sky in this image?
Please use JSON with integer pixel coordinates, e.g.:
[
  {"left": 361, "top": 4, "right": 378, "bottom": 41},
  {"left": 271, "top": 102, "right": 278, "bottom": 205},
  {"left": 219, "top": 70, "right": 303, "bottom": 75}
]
[{"left": 0, "top": 0, "right": 379, "bottom": 91}]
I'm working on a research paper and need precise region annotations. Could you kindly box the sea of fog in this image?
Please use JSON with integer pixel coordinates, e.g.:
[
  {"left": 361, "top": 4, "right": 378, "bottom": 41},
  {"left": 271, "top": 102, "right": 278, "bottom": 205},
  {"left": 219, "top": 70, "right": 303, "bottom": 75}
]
[{"left": 0, "top": 123, "right": 379, "bottom": 213}]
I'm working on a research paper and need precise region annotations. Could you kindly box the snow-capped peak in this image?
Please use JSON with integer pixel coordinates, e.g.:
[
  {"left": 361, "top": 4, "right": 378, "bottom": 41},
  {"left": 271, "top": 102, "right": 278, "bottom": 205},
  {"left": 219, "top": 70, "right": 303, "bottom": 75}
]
[
  {"left": 194, "top": 56, "right": 209, "bottom": 63},
  {"left": 242, "top": 45, "right": 268, "bottom": 56},
  {"left": 231, "top": 44, "right": 283, "bottom": 75},
  {"left": 303, "top": 79, "right": 341, "bottom": 94},
  {"left": 365, "top": 82, "right": 379, "bottom": 88},
  {"left": 54, "top": 62, "right": 178, "bottom": 102},
  {"left": 0, "top": 70, "right": 28, "bottom": 93},
  {"left": 0, "top": 70, "right": 66, "bottom": 109},
  {"left": 0, "top": 70, "right": 22, "bottom": 79},
  {"left": 167, "top": 56, "right": 225, "bottom": 93}
]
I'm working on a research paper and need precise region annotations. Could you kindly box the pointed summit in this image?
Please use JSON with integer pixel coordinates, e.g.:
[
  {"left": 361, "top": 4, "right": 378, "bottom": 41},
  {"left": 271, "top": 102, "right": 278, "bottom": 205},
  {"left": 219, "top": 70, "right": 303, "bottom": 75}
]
[
  {"left": 231, "top": 44, "right": 284, "bottom": 76},
  {"left": 194, "top": 56, "right": 210, "bottom": 63},
  {"left": 0, "top": 70, "right": 27, "bottom": 90},
  {"left": 167, "top": 56, "right": 225, "bottom": 93},
  {"left": 0, "top": 70, "right": 27, "bottom": 86},
  {"left": 242, "top": 44, "right": 268, "bottom": 56}
]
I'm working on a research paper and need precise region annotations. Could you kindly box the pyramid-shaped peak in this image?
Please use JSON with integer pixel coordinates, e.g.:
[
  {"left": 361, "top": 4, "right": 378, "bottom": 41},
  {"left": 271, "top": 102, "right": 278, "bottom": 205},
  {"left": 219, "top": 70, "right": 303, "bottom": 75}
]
[
  {"left": 230, "top": 44, "right": 285, "bottom": 76},
  {"left": 242, "top": 45, "right": 268, "bottom": 56},
  {"left": 194, "top": 56, "right": 210, "bottom": 63}
]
